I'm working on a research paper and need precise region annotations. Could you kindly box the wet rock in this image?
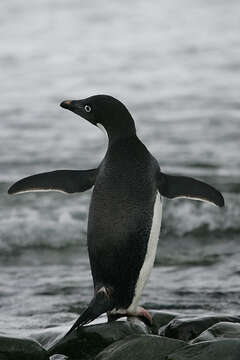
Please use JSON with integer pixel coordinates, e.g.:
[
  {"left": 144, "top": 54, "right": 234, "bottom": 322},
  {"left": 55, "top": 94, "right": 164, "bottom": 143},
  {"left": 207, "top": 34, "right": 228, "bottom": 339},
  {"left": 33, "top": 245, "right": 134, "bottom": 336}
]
[
  {"left": 0, "top": 335, "right": 48, "bottom": 360},
  {"left": 96, "top": 335, "right": 185, "bottom": 360},
  {"left": 167, "top": 339, "right": 240, "bottom": 360},
  {"left": 0, "top": 355, "right": 8, "bottom": 360},
  {"left": 192, "top": 321, "right": 240, "bottom": 343},
  {"left": 162, "top": 314, "right": 240, "bottom": 341},
  {"left": 49, "top": 355, "right": 68, "bottom": 360},
  {"left": 31, "top": 328, "right": 63, "bottom": 349},
  {"left": 149, "top": 310, "right": 180, "bottom": 335},
  {"left": 48, "top": 317, "right": 150, "bottom": 359}
]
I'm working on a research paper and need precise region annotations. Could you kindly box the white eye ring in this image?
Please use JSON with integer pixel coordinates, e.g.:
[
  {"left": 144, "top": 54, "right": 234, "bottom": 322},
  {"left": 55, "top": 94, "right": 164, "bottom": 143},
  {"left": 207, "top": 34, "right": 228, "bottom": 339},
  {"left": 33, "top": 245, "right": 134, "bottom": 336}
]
[{"left": 84, "top": 105, "right": 92, "bottom": 113}]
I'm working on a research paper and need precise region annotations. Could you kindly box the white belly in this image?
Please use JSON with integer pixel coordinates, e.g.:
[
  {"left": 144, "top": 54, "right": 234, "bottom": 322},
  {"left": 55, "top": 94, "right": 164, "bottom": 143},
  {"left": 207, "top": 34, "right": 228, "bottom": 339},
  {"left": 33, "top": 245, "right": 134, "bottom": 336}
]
[{"left": 127, "top": 191, "right": 163, "bottom": 312}]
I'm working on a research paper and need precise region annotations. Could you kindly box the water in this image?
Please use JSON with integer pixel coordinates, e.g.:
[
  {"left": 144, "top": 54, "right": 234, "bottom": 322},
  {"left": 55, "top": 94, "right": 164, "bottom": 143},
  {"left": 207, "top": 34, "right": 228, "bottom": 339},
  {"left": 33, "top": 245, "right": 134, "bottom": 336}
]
[{"left": 1, "top": 0, "right": 240, "bottom": 341}]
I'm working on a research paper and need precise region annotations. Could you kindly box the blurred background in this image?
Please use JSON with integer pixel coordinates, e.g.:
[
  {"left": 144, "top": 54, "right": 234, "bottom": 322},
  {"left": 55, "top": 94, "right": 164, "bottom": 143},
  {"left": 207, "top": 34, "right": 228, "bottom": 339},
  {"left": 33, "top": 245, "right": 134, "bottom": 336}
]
[{"left": 0, "top": 0, "right": 240, "bottom": 336}]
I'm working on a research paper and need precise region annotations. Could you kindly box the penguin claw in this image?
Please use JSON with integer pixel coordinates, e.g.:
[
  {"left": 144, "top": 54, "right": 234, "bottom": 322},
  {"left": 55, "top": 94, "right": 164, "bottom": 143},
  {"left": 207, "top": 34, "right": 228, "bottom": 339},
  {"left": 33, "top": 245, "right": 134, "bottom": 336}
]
[{"left": 134, "top": 306, "right": 152, "bottom": 326}]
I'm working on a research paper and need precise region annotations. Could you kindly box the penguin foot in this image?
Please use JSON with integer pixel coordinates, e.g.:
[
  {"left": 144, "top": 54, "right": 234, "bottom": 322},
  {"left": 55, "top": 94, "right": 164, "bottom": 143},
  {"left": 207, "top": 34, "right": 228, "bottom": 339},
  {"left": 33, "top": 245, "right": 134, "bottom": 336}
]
[
  {"left": 132, "top": 306, "right": 152, "bottom": 326},
  {"left": 107, "top": 307, "right": 152, "bottom": 326},
  {"left": 107, "top": 312, "right": 124, "bottom": 322}
]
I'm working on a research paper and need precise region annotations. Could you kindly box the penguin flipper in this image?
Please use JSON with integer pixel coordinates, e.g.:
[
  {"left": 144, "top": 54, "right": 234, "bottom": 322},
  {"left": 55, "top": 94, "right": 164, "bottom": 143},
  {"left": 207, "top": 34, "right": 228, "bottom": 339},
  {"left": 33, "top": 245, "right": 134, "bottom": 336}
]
[
  {"left": 158, "top": 172, "right": 224, "bottom": 207},
  {"left": 8, "top": 169, "right": 98, "bottom": 195}
]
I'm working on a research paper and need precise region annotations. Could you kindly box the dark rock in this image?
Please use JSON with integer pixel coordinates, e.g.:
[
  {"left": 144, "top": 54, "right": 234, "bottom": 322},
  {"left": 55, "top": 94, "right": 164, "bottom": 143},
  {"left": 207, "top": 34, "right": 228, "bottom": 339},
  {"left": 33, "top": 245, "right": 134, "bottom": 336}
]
[
  {"left": 49, "top": 355, "right": 68, "bottom": 360},
  {"left": 0, "top": 336, "right": 48, "bottom": 360},
  {"left": 149, "top": 310, "right": 180, "bottom": 335},
  {"left": 167, "top": 339, "right": 240, "bottom": 360},
  {"left": 0, "top": 355, "right": 8, "bottom": 360},
  {"left": 31, "top": 328, "right": 63, "bottom": 349},
  {"left": 192, "top": 321, "right": 240, "bottom": 343},
  {"left": 96, "top": 335, "right": 185, "bottom": 360},
  {"left": 48, "top": 317, "right": 150, "bottom": 359},
  {"left": 162, "top": 314, "right": 240, "bottom": 341}
]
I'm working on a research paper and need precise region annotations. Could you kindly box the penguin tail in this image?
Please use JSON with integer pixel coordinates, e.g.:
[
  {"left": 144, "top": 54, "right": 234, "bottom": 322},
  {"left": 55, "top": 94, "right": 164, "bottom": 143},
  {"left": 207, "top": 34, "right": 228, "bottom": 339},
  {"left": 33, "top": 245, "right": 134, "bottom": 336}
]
[{"left": 64, "top": 288, "right": 112, "bottom": 337}]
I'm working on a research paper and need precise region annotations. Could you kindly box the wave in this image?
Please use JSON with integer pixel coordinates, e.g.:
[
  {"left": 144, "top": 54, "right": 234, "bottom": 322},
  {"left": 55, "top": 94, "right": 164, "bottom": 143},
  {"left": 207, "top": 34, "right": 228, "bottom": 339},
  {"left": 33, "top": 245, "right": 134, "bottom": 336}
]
[
  {"left": 0, "top": 191, "right": 90, "bottom": 254},
  {"left": 0, "top": 191, "right": 239, "bottom": 258},
  {"left": 162, "top": 192, "right": 239, "bottom": 237}
]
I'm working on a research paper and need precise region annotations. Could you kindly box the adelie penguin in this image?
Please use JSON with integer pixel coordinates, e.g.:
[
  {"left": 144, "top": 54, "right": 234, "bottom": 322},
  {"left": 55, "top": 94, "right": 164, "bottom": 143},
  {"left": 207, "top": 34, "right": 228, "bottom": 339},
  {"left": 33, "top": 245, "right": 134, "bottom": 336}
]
[{"left": 8, "top": 95, "right": 224, "bottom": 335}]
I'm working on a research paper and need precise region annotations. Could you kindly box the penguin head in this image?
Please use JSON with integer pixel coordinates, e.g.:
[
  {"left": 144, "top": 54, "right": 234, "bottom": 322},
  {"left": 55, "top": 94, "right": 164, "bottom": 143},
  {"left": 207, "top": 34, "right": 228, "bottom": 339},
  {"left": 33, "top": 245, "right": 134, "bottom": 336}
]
[{"left": 60, "top": 95, "right": 136, "bottom": 141}]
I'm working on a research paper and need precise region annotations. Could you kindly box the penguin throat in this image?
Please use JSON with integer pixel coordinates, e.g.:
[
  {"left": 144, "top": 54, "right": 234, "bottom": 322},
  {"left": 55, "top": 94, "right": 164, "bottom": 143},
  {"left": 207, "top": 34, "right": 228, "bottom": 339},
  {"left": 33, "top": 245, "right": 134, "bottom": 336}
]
[
  {"left": 97, "top": 123, "right": 108, "bottom": 140},
  {"left": 97, "top": 119, "right": 136, "bottom": 145}
]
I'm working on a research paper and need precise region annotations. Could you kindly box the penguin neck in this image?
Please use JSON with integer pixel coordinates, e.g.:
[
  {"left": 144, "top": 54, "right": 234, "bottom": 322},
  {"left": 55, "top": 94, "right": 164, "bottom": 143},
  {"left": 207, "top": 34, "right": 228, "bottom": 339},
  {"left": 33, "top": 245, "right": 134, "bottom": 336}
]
[{"left": 99, "top": 117, "right": 136, "bottom": 146}]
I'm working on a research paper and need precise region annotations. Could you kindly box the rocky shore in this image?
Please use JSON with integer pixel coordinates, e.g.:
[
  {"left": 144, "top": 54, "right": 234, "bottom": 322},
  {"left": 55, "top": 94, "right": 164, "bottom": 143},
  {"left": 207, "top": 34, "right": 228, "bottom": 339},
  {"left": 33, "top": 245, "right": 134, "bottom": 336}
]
[{"left": 1, "top": 309, "right": 240, "bottom": 359}]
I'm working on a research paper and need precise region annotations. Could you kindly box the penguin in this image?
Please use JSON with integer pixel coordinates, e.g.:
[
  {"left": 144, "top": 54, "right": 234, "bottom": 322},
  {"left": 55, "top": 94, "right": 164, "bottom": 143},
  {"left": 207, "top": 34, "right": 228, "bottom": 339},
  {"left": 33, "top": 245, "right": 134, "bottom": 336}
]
[{"left": 8, "top": 95, "right": 224, "bottom": 335}]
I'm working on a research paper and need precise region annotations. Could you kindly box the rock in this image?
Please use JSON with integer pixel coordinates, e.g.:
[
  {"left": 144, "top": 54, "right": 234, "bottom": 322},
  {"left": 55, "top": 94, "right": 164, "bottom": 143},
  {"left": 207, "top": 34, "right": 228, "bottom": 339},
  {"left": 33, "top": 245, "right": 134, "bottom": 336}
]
[
  {"left": 167, "top": 339, "right": 240, "bottom": 360},
  {"left": 0, "top": 336, "right": 48, "bottom": 360},
  {"left": 192, "top": 321, "right": 240, "bottom": 343},
  {"left": 149, "top": 310, "right": 180, "bottom": 335},
  {"left": 0, "top": 355, "right": 8, "bottom": 360},
  {"left": 31, "top": 328, "right": 63, "bottom": 349},
  {"left": 48, "top": 317, "right": 150, "bottom": 359},
  {"left": 162, "top": 315, "right": 240, "bottom": 341},
  {"left": 49, "top": 355, "right": 68, "bottom": 360},
  {"left": 96, "top": 335, "right": 185, "bottom": 360}
]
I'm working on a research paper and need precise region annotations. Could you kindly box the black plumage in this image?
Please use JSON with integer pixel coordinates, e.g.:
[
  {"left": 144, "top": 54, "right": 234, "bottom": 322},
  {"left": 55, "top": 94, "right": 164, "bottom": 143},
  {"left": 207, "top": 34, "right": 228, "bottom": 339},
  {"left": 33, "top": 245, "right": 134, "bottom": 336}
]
[{"left": 9, "top": 95, "right": 224, "bottom": 336}]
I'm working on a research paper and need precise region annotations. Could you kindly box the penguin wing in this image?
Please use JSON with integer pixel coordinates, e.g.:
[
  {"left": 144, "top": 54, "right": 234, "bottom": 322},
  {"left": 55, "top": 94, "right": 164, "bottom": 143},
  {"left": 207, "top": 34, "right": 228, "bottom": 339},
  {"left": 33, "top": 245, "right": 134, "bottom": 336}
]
[
  {"left": 8, "top": 169, "right": 98, "bottom": 195},
  {"left": 158, "top": 172, "right": 224, "bottom": 207}
]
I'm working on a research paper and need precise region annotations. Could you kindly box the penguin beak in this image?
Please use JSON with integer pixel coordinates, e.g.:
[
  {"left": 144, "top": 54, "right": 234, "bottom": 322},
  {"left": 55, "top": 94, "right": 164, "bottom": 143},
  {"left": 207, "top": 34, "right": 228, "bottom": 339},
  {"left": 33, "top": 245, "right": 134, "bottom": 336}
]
[
  {"left": 60, "top": 100, "right": 73, "bottom": 110},
  {"left": 60, "top": 99, "right": 96, "bottom": 125},
  {"left": 60, "top": 100, "right": 82, "bottom": 114}
]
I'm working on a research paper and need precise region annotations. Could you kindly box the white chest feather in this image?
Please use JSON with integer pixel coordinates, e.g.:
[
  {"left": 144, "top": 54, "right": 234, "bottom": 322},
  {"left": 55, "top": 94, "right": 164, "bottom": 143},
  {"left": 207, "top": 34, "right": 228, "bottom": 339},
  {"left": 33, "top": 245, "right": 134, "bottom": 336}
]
[{"left": 127, "top": 191, "right": 163, "bottom": 312}]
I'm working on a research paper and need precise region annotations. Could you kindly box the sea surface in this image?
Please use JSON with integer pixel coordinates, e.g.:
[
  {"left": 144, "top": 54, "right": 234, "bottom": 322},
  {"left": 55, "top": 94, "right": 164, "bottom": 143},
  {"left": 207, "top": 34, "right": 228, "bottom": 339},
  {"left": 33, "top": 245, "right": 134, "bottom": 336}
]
[{"left": 0, "top": 0, "right": 240, "bottom": 340}]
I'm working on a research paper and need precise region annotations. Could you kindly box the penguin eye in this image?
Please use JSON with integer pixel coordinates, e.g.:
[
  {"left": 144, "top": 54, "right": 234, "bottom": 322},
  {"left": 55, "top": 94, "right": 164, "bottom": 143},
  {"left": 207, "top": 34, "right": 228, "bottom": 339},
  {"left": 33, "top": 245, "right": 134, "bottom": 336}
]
[{"left": 84, "top": 105, "right": 92, "bottom": 113}]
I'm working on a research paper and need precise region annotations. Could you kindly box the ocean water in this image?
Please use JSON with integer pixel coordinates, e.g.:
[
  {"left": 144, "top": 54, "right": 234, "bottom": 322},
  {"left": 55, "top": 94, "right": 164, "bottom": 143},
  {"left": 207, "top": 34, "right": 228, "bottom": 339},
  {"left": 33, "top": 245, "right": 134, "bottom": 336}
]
[{"left": 1, "top": 0, "right": 240, "bottom": 340}]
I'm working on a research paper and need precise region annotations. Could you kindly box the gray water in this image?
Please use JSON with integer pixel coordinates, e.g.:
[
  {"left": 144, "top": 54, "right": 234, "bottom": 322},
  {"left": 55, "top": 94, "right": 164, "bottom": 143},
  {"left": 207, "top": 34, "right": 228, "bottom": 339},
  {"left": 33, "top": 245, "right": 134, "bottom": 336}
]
[{"left": 1, "top": 0, "right": 240, "bottom": 339}]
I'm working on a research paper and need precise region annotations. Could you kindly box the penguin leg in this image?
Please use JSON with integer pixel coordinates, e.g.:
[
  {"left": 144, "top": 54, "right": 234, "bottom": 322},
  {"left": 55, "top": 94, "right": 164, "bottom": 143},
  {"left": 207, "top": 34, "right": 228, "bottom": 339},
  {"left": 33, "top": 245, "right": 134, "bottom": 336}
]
[
  {"left": 8, "top": 169, "right": 98, "bottom": 195},
  {"left": 107, "top": 312, "right": 124, "bottom": 322}
]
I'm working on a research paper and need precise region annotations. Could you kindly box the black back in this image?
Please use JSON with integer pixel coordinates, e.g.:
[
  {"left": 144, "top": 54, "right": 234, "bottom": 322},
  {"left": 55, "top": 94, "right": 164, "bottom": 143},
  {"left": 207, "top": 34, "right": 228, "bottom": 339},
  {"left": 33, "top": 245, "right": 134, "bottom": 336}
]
[{"left": 87, "top": 136, "right": 159, "bottom": 309}]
